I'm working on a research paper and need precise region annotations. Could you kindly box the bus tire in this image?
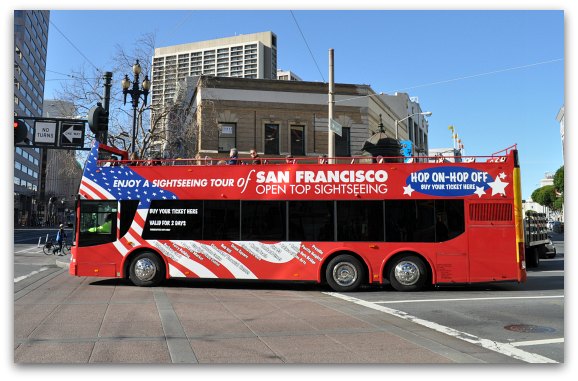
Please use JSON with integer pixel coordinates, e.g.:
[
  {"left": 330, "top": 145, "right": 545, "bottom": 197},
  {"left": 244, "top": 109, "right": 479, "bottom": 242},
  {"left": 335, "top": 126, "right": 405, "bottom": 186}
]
[
  {"left": 388, "top": 254, "right": 428, "bottom": 292},
  {"left": 128, "top": 251, "right": 165, "bottom": 287},
  {"left": 325, "top": 254, "right": 364, "bottom": 292}
]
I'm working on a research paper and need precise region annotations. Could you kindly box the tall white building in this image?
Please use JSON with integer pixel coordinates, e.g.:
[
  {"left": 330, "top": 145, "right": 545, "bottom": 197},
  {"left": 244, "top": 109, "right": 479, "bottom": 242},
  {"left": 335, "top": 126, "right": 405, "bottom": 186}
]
[
  {"left": 277, "top": 69, "right": 302, "bottom": 81},
  {"left": 556, "top": 105, "right": 564, "bottom": 155},
  {"left": 151, "top": 31, "right": 277, "bottom": 110}
]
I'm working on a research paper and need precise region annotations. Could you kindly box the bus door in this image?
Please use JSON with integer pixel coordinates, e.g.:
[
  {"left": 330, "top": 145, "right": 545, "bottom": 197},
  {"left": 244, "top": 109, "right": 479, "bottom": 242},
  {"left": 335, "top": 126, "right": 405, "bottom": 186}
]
[
  {"left": 466, "top": 200, "right": 518, "bottom": 282},
  {"left": 432, "top": 200, "right": 468, "bottom": 283},
  {"left": 77, "top": 200, "right": 118, "bottom": 247}
]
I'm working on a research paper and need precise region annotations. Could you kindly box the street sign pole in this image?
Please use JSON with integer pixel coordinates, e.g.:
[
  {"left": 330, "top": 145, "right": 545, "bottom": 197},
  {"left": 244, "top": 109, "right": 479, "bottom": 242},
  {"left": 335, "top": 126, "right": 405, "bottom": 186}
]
[{"left": 328, "top": 48, "right": 335, "bottom": 163}]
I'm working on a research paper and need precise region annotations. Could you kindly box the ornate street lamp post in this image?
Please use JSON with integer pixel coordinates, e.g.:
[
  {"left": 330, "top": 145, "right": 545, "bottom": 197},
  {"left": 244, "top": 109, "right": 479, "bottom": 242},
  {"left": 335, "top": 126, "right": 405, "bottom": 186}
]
[{"left": 121, "top": 60, "right": 151, "bottom": 153}]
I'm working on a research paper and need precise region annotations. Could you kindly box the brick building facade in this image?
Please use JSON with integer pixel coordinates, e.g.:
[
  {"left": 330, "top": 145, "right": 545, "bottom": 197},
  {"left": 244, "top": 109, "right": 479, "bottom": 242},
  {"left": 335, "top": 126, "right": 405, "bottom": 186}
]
[{"left": 161, "top": 76, "right": 419, "bottom": 162}]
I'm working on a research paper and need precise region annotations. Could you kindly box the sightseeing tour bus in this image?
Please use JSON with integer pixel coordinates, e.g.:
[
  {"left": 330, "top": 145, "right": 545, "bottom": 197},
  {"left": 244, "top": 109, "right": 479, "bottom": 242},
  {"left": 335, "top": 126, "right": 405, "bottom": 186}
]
[{"left": 70, "top": 141, "right": 526, "bottom": 292}]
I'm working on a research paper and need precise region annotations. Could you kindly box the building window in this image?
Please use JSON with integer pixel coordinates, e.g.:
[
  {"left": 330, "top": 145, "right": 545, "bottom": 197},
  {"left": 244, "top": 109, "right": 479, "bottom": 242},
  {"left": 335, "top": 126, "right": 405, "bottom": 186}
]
[
  {"left": 290, "top": 125, "right": 305, "bottom": 156},
  {"left": 264, "top": 123, "right": 279, "bottom": 155},
  {"left": 335, "top": 127, "right": 351, "bottom": 157},
  {"left": 218, "top": 123, "right": 236, "bottom": 153}
]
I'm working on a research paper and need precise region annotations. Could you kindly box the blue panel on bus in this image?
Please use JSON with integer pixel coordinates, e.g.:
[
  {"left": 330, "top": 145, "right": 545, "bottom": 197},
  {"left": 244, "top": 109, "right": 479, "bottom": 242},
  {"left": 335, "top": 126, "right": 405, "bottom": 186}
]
[{"left": 405, "top": 166, "right": 494, "bottom": 197}]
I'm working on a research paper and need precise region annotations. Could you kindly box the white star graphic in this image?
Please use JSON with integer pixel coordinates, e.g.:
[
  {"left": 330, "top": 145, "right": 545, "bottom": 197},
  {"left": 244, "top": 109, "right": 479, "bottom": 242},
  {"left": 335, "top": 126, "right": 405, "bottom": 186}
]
[
  {"left": 403, "top": 184, "right": 415, "bottom": 196},
  {"left": 499, "top": 172, "right": 507, "bottom": 179},
  {"left": 487, "top": 176, "right": 509, "bottom": 196},
  {"left": 474, "top": 186, "right": 486, "bottom": 198}
]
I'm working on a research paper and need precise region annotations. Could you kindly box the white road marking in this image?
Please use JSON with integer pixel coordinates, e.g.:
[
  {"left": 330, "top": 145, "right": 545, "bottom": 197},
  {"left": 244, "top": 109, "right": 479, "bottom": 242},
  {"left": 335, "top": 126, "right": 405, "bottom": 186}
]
[
  {"left": 537, "top": 270, "right": 564, "bottom": 273},
  {"left": 15, "top": 247, "right": 44, "bottom": 254},
  {"left": 14, "top": 267, "right": 49, "bottom": 283},
  {"left": 325, "top": 292, "right": 558, "bottom": 364},
  {"left": 373, "top": 295, "right": 564, "bottom": 304},
  {"left": 510, "top": 338, "right": 564, "bottom": 347}
]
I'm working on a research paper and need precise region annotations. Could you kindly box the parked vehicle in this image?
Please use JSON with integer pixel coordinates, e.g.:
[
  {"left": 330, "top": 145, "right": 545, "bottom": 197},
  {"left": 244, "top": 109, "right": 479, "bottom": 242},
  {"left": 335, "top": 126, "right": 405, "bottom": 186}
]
[
  {"left": 552, "top": 221, "right": 563, "bottom": 233},
  {"left": 543, "top": 239, "right": 557, "bottom": 259},
  {"left": 524, "top": 213, "right": 551, "bottom": 267}
]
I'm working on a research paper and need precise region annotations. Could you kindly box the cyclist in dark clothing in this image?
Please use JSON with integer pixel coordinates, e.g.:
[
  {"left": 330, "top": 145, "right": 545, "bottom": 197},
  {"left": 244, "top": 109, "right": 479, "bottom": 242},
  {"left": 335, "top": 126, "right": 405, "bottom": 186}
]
[{"left": 54, "top": 224, "right": 67, "bottom": 255}]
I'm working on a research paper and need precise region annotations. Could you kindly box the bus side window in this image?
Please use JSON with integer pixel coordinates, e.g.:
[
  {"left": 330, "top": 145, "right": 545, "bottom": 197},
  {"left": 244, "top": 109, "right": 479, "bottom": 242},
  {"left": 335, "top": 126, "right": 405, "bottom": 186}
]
[
  {"left": 78, "top": 201, "right": 117, "bottom": 247},
  {"left": 288, "top": 201, "right": 334, "bottom": 242},
  {"left": 435, "top": 200, "right": 465, "bottom": 241},
  {"left": 385, "top": 200, "right": 435, "bottom": 242}
]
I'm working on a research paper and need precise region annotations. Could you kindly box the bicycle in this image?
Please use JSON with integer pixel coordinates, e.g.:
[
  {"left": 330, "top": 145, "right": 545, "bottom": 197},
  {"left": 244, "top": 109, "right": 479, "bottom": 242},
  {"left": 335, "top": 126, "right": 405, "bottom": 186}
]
[{"left": 43, "top": 239, "right": 71, "bottom": 256}]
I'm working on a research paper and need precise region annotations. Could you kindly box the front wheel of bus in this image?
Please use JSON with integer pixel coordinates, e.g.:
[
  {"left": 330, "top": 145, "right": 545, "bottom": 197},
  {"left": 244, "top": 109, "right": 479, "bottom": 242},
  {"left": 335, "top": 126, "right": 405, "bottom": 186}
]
[
  {"left": 129, "top": 252, "right": 165, "bottom": 287},
  {"left": 326, "top": 255, "right": 364, "bottom": 292},
  {"left": 388, "top": 255, "right": 428, "bottom": 292}
]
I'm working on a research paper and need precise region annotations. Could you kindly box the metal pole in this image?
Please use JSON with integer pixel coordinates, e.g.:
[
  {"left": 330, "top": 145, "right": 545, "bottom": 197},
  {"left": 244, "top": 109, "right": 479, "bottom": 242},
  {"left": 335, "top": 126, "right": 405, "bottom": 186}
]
[
  {"left": 328, "top": 49, "right": 335, "bottom": 161},
  {"left": 130, "top": 70, "right": 140, "bottom": 154},
  {"left": 395, "top": 120, "right": 399, "bottom": 140},
  {"left": 101, "top": 72, "right": 112, "bottom": 145},
  {"left": 131, "top": 105, "right": 137, "bottom": 154}
]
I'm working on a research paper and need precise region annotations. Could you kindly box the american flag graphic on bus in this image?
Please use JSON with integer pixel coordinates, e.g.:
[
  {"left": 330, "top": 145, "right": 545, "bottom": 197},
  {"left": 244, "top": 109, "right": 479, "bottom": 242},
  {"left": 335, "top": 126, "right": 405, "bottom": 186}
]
[
  {"left": 77, "top": 142, "right": 307, "bottom": 281},
  {"left": 79, "top": 142, "right": 177, "bottom": 209}
]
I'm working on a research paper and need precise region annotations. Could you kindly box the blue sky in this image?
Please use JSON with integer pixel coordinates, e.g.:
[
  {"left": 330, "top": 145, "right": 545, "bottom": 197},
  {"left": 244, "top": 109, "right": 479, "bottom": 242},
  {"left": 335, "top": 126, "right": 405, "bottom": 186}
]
[{"left": 38, "top": 9, "right": 566, "bottom": 199}]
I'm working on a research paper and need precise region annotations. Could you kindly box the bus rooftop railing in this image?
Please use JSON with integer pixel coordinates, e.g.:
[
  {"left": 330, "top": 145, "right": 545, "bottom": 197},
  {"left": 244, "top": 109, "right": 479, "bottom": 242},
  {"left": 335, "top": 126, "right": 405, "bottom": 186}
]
[{"left": 96, "top": 153, "right": 510, "bottom": 167}]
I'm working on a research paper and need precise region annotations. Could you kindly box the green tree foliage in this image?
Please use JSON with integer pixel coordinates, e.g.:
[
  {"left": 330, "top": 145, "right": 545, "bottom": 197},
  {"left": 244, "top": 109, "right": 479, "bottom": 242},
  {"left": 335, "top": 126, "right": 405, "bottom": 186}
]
[
  {"left": 531, "top": 185, "right": 560, "bottom": 211},
  {"left": 554, "top": 165, "right": 564, "bottom": 194},
  {"left": 553, "top": 165, "right": 564, "bottom": 210}
]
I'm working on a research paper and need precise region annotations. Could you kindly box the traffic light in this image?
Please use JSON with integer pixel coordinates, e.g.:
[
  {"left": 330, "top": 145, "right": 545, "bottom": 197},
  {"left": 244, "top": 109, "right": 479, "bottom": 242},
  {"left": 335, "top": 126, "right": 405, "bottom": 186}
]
[
  {"left": 14, "top": 118, "right": 28, "bottom": 144},
  {"left": 87, "top": 103, "right": 109, "bottom": 135}
]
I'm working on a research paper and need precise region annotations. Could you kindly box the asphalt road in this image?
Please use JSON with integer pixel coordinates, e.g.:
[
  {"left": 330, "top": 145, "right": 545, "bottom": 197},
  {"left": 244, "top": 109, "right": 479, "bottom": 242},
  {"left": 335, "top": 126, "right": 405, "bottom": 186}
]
[{"left": 13, "top": 229, "right": 564, "bottom": 364}]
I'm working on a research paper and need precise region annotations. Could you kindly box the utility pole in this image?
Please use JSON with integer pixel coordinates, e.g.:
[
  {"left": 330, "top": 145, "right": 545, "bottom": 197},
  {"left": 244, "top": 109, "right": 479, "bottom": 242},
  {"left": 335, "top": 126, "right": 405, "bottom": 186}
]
[
  {"left": 100, "top": 72, "right": 113, "bottom": 144},
  {"left": 328, "top": 48, "right": 335, "bottom": 161}
]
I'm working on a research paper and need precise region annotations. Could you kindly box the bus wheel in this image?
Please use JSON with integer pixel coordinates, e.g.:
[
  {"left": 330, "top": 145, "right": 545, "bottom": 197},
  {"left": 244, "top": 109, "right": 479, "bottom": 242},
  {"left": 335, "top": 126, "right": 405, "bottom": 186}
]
[
  {"left": 388, "top": 255, "right": 428, "bottom": 292},
  {"left": 129, "top": 252, "right": 165, "bottom": 287},
  {"left": 326, "top": 255, "right": 364, "bottom": 292}
]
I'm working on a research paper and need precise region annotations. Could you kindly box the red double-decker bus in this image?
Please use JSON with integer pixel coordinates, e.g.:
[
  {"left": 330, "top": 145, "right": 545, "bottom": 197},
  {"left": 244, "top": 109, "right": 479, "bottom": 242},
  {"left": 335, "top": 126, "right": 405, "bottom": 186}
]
[{"left": 69, "top": 142, "right": 526, "bottom": 292}]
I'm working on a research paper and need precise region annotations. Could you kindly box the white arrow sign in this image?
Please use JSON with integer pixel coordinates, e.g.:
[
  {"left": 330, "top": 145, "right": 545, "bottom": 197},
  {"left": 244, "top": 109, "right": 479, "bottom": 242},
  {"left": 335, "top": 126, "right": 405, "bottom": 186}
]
[{"left": 62, "top": 125, "right": 83, "bottom": 143}]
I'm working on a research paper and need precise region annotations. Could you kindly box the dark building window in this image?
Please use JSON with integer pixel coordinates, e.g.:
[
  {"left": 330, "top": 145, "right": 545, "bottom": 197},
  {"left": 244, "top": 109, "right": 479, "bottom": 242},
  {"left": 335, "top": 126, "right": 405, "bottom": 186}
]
[
  {"left": 290, "top": 125, "right": 305, "bottom": 156},
  {"left": 335, "top": 127, "right": 351, "bottom": 157},
  {"left": 264, "top": 123, "right": 279, "bottom": 155}
]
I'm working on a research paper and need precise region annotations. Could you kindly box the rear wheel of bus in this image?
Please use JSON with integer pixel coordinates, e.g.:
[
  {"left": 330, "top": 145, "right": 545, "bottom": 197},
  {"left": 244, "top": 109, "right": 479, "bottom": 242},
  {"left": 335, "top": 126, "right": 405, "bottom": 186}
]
[
  {"left": 128, "top": 251, "right": 165, "bottom": 287},
  {"left": 387, "top": 254, "right": 429, "bottom": 292},
  {"left": 325, "top": 254, "right": 365, "bottom": 292}
]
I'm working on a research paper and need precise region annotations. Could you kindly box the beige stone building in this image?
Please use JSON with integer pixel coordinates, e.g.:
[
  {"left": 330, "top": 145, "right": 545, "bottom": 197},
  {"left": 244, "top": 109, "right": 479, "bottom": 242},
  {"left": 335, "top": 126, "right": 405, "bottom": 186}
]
[{"left": 161, "top": 75, "right": 425, "bottom": 162}]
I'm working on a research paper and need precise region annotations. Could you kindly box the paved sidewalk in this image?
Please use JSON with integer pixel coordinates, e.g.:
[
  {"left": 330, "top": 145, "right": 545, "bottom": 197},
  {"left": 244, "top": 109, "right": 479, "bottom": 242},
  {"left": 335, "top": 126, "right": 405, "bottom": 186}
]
[{"left": 14, "top": 271, "right": 523, "bottom": 364}]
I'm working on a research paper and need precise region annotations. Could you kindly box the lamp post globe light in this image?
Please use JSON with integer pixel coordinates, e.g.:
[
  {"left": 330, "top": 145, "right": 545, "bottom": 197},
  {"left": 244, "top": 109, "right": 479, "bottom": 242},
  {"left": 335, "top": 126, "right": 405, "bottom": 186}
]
[
  {"left": 395, "top": 111, "right": 432, "bottom": 140},
  {"left": 121, "top": 60, "right": 151, "bottom": 153}
]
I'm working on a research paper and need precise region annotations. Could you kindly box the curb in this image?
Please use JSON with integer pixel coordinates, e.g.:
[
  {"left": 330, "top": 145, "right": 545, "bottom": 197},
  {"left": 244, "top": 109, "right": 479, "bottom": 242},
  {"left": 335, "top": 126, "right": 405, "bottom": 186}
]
[{"left": 55, "top": 255, "right": 71, "bottom": 270}]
